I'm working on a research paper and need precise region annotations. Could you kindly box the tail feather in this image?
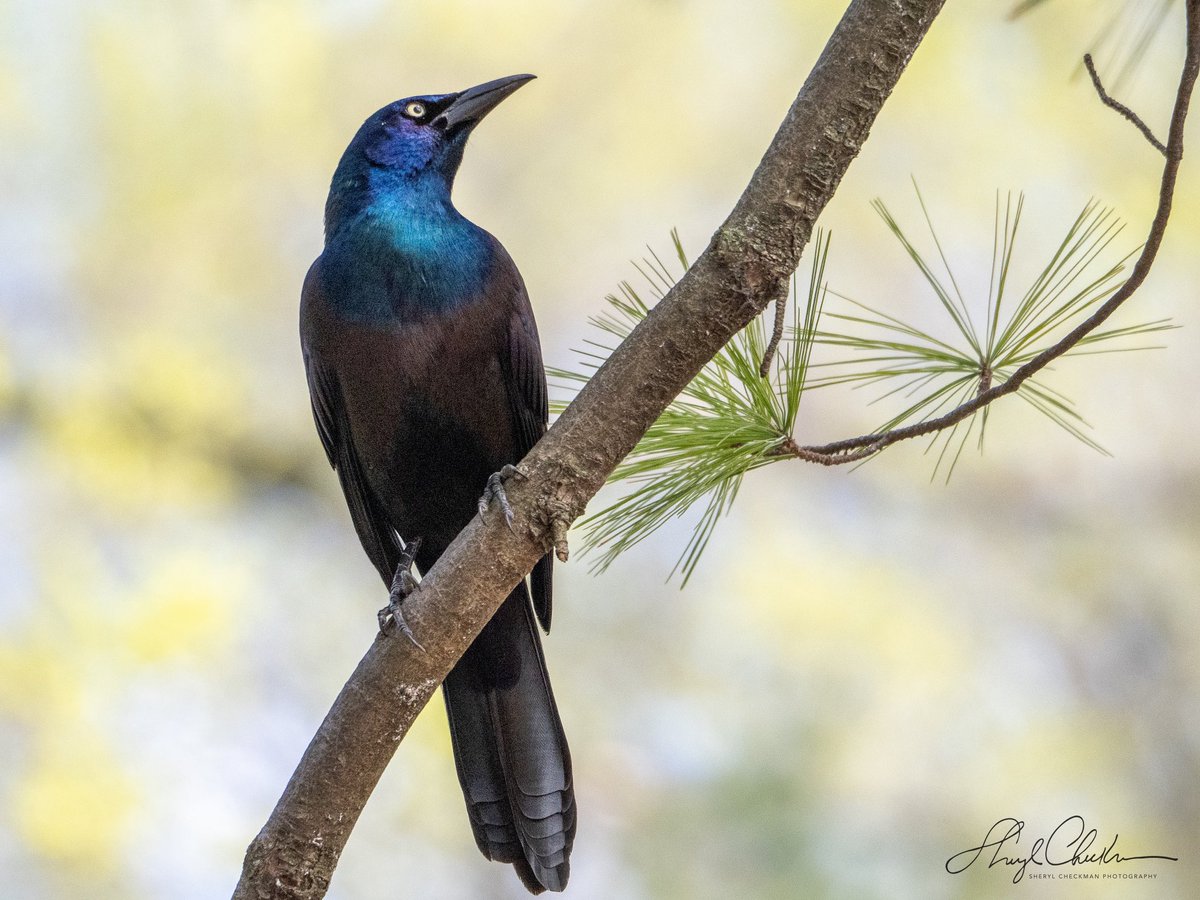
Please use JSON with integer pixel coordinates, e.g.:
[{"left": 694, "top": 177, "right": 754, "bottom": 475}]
[{"left": 443, "top": 582, "right": 575, "bottom": 893}]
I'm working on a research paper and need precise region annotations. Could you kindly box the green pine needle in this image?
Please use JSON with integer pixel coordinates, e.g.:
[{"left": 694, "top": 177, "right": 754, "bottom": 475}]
[
  {"left": 1009, "top": 0, "right": 1177, "bottom": 90},
  {"left": 809, "top": 187, "right": 1174, "bottom": 480},
  {"left": 1086, "top": 0, "right": 1178, "bottom": 90},
  {"left": 552, "top": 189, "right": 1171, "bottom": 582},
  {"left": 549, "top": 230, "right": 831, "bottom": 585}
]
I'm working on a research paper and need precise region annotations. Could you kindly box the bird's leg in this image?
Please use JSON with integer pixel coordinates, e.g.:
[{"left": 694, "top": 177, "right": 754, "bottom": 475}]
[
  {"left": 377, "top": 537, "right": 425, "bottom": 650},
  {"left": 477, "top": 463, "right": 526, "bottom": 531}
]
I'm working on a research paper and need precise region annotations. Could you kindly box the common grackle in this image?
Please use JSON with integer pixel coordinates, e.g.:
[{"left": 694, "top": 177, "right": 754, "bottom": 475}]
[{"left": 300, "top": 74, "right": 574, "bottom": 894}]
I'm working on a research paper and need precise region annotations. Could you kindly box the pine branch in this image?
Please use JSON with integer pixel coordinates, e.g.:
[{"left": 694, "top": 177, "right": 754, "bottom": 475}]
[
  {"left": 553, "top": 0, "right": 1196, "bottom": 578},
  {"left": 551, "top": 233, "right": 829, "bottom": 584},
  {"left": 558, "top": 181, "right": 1173, "bottom": 574},
  {"left": 802, "top": 192, "right": 1171, "bottom": 478},
  {"left": 799, "top": 2, "right": 1198, "bottom": 463}
]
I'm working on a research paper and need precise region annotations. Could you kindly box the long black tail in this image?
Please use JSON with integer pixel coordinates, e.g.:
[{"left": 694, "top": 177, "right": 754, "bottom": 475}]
[{"left": 442, "top": 581, "right": 575, "bottom": 893}]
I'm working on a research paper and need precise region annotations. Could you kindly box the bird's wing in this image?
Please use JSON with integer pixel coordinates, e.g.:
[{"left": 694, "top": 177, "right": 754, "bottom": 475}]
[
  {"left": 505, "top": 294, "right": 548, "bottom": 462},
  {"left": 302, "top": 261, "right": 402, "bottom": 585},
  {"left": 306, "top": 352, "right": 339, "bottom": 467},
  {"left": 499, "top": 258, "right": 554, "bottom": 633},
  {"left": 305, "top": 360, "right": 402, "bottom": 584}
]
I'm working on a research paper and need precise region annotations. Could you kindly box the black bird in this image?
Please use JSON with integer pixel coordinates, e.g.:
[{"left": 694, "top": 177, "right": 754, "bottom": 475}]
[{"left": 299, "top": 74, "right": 574, "bottom": 894}]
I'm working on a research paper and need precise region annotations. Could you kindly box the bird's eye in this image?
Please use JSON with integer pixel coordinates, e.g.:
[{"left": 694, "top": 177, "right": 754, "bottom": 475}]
[{"left": 404, "top": 101, "right": 427, "bottom": 119}]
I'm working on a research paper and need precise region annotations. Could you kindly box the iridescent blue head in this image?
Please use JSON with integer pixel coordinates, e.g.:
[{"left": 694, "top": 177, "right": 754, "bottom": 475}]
[{"left": 325, "top": 74, "right": 535, "bottom": 239}]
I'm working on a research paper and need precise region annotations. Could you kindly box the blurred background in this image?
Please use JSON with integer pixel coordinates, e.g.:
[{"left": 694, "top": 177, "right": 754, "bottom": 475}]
[{"left": 1, "top": 0, "right": 1197, "bottom": 897}]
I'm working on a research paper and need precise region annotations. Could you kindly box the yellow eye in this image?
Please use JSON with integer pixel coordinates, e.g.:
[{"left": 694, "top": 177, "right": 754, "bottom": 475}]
[{"left": 404, "top": 101, "right": 427, "bottom": 119}]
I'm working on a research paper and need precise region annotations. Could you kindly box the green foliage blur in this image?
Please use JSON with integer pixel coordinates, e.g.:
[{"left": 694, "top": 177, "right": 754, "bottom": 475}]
[{"left": 1, "top": 1, "right": 1197, "bottom": 898}]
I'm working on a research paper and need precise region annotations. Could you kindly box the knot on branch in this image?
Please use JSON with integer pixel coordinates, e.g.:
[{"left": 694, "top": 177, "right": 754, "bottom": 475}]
[
  {"left": 525, "top": 462, "right": 587, "bottom": 563},
  {"left": 708, "top": 229, "right": 791, "bottom": 322},
  {"left": 531, "top": 496, "right": 574, "bottom": 562},
  {"left": 239, "top": 830, "right": 332, "bottom": 900}
]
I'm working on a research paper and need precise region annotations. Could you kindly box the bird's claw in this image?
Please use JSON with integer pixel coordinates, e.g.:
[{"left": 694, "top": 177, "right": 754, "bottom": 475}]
[
  {"left": 378, "top": 538, "right": 425, "bottom": 651},
  {"left": 377, "top": 600, "right": 424, "bottom": 650},
  {"left": 477, "top": 464, "right": 526, "bottom": 532}
]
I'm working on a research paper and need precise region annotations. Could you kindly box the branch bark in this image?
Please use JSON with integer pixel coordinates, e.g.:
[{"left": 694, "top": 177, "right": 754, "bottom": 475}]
[{"left": 233, "top": 1, "right": 947, "bottom": 896}]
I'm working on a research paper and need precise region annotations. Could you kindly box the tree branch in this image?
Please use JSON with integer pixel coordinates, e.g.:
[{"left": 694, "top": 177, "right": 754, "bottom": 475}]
[
  {"left": 795, "top": 0, "right": 1198, "bottom": 465},
  {"left": 1084, "top": 52, "right": 1168, "bottom": 155},
  {"left": 232, "top": 2, "right": 947, "bottom": 897}
]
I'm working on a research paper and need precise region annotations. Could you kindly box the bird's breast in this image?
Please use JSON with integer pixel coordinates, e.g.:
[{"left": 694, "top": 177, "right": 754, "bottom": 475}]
[
  {"left": 303, "top": 269, "right": 517, "bottom": 543},
  {"left": 320, "top": 212, "right": 494, "bottom": 325}
]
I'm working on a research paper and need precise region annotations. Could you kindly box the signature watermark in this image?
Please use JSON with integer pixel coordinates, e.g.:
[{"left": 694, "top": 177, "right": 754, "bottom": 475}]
[{"left": 946, "top": 816, "right": 1178, "bottom": 884}]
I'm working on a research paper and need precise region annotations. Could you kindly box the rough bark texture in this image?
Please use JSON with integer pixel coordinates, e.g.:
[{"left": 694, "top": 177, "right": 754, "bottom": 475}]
[{"left": 233, "top": 1, "right": 947, "bottom": 897}]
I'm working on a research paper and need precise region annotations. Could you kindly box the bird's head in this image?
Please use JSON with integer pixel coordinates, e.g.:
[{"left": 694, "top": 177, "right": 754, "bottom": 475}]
[
  {"left": 359, "top": 73, "right": 533, "bottom": 175},
  {"left": 338, "top": 74, "right": 532, "bottom": 188},
  {"left": 325, "top": 74, "right": 533, "bottom": 238}
]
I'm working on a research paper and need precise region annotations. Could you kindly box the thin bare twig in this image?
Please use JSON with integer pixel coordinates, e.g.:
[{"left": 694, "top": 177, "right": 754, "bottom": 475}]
[
  {"left": 759, "top": 293, "right": 789, "bottom": 376},
  {"left": 1084, "top": 53, "right": 1168, "bottom": 154},
  {"left": 794, "top": 3, "right": 1197, "bottom": 464}
]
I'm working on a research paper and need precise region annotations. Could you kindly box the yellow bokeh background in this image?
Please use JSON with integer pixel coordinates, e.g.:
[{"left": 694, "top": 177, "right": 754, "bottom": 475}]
[{"left": 1, "top": 1, "right": 1197, "bottom": 898}]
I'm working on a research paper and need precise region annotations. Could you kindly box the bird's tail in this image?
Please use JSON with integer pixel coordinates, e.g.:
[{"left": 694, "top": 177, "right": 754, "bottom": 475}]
[{"left": 442, "top": 582, "right": 575, "bottom": 894}]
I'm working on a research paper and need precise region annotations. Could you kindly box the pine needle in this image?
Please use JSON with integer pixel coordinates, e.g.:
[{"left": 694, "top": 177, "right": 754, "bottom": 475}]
[
  {"left": 550, "top": 230, "right": 831, "bottom": 585},
  {"left": 811, "top": 188, "right": 1171, "bottom": 476},
  {"left": 551, "top": 190, "right": 1170, "bottom": 582}
]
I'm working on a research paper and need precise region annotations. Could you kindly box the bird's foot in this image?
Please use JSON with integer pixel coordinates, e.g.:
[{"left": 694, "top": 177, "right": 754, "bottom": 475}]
[
  {"left": 477, "top": 463, "right": 526, "bottom": 532},
  {"left": 377, "top": 538, "right": 425, "bottom": 650}
]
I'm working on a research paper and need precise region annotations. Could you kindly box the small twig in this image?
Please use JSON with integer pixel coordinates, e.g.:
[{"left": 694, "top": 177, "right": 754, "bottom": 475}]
[
  {"left": 551, "top": 517, "right": 570, "bottom": 562},
  {"left": 1084, "top": 53, "right": 1168, "bottom": 155},
  {"left": 976, "top": 365, "right": 992, "bottom": 396},
  {"left": 795, "top": 2, "right": 1197, "bottom": 464},
  {"left": 759, "top": 293, "right": 789, "bottom": 376},
  {"left": 793, "top": 444, "right": 881, "bottom": 466},
  {"left": 770, "top": 436, "right": 880, "bottom": 466}
]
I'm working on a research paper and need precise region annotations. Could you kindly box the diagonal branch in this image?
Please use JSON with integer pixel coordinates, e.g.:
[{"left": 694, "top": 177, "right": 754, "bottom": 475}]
[
  {"left": 232, "top": 1, "right": 947, "bottom": 897},
  {"left": 796, "top": 0, "right": 1198, "bottom": 464}
]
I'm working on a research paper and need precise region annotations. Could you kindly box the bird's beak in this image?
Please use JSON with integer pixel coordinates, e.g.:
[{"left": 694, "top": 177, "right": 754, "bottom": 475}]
[{"left": 434, "top": 74, "right": 535, "bottom": 133}]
